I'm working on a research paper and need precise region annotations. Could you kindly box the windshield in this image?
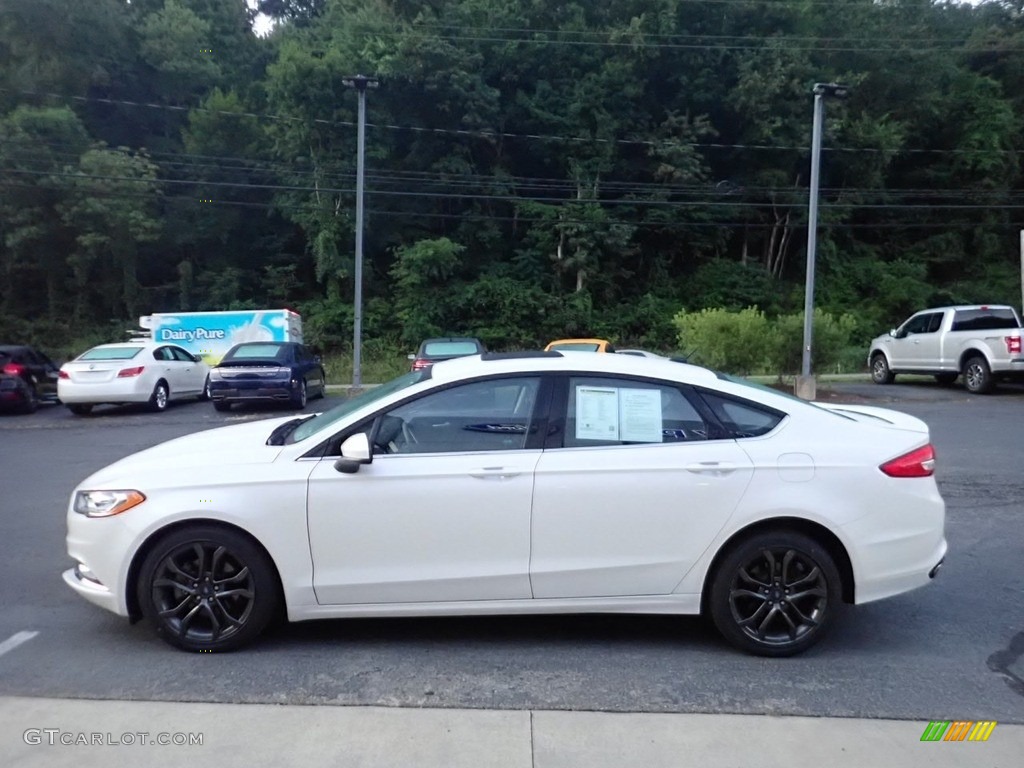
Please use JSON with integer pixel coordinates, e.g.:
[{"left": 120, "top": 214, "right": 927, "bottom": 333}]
[
  {"left": 551, "top": 342, "right": 601, "bottom": 352},
  {"left": 289, "top": 370, "right": 430, "bottom": 443}
]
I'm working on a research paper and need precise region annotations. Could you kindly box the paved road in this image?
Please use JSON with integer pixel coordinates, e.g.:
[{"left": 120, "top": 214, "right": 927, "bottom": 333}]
[{"left": 0, "top": 382, "right": 1021, "bottom": 723}]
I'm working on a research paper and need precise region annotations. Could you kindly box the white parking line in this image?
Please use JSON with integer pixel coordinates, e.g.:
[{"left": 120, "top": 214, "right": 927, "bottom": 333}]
[{"left": 0, "top": 631, "right": 38, "bottom": 658}]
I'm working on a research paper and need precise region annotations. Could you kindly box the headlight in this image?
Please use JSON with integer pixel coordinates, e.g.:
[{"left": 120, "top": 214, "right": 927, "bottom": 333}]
[{"left": 73, "top": 490, "right": 146, "bottom": 517}]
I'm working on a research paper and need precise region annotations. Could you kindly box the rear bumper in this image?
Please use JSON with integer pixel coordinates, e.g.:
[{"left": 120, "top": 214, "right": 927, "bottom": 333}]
[
  {"left": 57, "top": 378, "right": 151, "bottom": 404},
  {"left": 209, "top": 380, "right": 297, "bottom": 402}
]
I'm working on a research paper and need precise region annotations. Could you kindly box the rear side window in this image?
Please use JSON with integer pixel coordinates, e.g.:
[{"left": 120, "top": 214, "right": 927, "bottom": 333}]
[
  {"left": 562, "top": 377, "right": 711, "bottom": 447},
  {"left": 951, "top": 309, "right": 1020, "bottom": 332},
  {"left": 698, "top": 391, "right": 784, "bottom": 438}
]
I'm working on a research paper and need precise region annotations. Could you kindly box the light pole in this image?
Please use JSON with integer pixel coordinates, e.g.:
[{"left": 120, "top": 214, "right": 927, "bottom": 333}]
[
  {"left": 797, "top": 82, "right": 850, "bottom": 400},
  {"left": 342, "top": 74, "right": 379, "bottom": 388}
]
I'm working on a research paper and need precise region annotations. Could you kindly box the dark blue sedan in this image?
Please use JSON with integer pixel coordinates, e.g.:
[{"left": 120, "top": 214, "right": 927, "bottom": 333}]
[{"left": 209, "top": 342, "right": 327, "bottom": 412}]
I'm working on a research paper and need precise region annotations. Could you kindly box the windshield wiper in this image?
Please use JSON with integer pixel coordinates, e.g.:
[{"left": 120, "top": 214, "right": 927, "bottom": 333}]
[{"left": 266, "top": 415, "right": 315, "bottom": 446}]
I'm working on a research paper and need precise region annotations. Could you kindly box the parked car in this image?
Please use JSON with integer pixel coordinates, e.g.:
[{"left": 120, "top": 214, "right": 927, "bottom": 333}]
[
  {"left": 208, "top": 341, "right": 326, "bottom": 411},
  {"left": 64, "top": 351, "right": 945, "bottom": 656},
  {"left": 408, "top": 337, "right": 486, "bottom": 371},
  {"left": 58, "top": 341, "right": 211, "bottom": 415},
  {"left": 544, "top": 338, "right": 615, "bottom": 352},
  {"left": 868, "top": 305, "right": 1023, "bottom": 393},
  {"left": 0, "top": 372, "right": 39, "bottom": 414},
  {"left": 0, "top": 344, "right": 60, "bottom": 409}
]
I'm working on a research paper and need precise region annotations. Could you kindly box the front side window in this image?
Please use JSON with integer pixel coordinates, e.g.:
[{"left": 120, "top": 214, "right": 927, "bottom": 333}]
[
  {"left": 900, "top": 314, "right": 936, "bottom": 336},
  {"left": 373, "top": 377, "right": 540, "bottom": 455},
  {"left": 562, "top": 376, "right": 710, "bottom": 447}
]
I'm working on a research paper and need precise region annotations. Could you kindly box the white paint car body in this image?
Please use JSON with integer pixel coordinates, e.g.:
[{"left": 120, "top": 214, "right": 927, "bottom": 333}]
[
  {"left": 58, "top": 341, "right": 210, "bottom": 412},
  {"left": 64, "top": 353, "right": 946, "bottom": 655}
]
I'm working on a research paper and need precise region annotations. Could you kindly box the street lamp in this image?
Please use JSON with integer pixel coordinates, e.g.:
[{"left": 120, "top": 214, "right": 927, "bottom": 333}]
[
  {"left": 341, "top": 74, "right": 379, "bottom": 389},
  {"left": 797, "top": 82, "right": 851, "bottom": 400}
]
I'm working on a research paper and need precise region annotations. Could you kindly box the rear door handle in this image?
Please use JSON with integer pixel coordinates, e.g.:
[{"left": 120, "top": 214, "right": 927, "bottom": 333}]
[
  {"left": 686, "top": 461, "right": 736, "bottom": 476},
  {"left": 469, "top": 466, "right": 521, "bottom": 480}
]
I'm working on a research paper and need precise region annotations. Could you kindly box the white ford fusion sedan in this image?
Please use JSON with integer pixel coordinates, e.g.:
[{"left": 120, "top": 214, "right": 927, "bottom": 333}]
[{"left": 64, "top": 352, "right": 946, "bottom": 656}]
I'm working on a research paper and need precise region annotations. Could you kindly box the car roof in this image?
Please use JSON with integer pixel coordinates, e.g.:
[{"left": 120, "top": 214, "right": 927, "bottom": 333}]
[
  {"left": 915, "top": 305, "right": 1017, "bottom": 313},
  {"left": 547, "top": 338, "right": 610, "bottom": 345},
  {"left": 419, "top": 337, "right": 482, "bottom": 344},
  {"left": 427, "top": 350, "right": 719, "bottom": 386}
]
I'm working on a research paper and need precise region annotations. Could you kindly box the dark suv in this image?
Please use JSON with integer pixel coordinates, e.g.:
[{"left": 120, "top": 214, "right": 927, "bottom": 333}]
[
  {"left": 0, "top": 344, "right": 60, "bottom": 413},
  {"left": 409, "top": 338, "right": 486, "bottom": 371},
  {"left": 208, "top": 342, "right": 327, "bottom": 411}
]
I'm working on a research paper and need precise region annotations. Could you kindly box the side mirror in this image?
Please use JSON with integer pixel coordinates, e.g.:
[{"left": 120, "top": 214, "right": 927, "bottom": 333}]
[
  {"left": 889, "top": 328, "right": 897, "bottom": 337},
  {"left": 334, "top": 432, "right": 372, "bottom": 474},
  {"left": 407, "top": 353, "right": 415, "bottom": 361}
]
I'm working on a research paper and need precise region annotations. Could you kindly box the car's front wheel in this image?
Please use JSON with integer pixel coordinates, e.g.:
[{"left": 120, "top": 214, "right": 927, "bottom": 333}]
[
  {"left": 137, "top": 525, "right": 281, "bottom": 652},
  {"left": 870, "top": 354, "right": 895, "bottom": 384},
  {"left": 709, "top": 530, "right": 842, "bottom": 657}
]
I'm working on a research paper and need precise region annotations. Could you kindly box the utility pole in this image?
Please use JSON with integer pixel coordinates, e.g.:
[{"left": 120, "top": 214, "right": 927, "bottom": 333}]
[
  {"left": 797, "top": 82, "right": 850, "bottom": 401},
  {"left": 342, "top": 74, "right": 379, "bottom": 388}
]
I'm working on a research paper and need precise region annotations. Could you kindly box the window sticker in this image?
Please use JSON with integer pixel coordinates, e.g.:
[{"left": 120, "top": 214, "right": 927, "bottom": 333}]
[
  {"left": 575, "top": 386, "right": 620, "bottom": 440},
  {"left": 619, "top": 388, "right": 663, "bottom": 442}
]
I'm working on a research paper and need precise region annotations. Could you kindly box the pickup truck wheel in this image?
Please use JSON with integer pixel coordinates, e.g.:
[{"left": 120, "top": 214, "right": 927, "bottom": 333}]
[
  {"left": 934, "top": 373, "right": 958, "bottom": 386},
  {"left": 963, "top": 356, "right": 994, "bottom": 394},
  {"left": 870, "top": 354, "right": 895, "bottom": 384}
]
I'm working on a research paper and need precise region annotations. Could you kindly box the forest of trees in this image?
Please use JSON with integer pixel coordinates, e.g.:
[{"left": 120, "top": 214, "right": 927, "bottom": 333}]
[{"left": 2, "top": 0, "right": 1024, "bottom": 358}]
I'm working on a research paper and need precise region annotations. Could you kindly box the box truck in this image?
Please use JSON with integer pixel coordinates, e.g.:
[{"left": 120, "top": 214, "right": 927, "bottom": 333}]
[{"left": 138, "top": 309, "right": 303, "bottom": 365}]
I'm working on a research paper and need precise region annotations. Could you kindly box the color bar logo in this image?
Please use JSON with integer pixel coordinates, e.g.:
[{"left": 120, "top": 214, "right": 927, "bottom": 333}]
[{"left": 920, "top": 721, "right": 997, "bottom": 742}]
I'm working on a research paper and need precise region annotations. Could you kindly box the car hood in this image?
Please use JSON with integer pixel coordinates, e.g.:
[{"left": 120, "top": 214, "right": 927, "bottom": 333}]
[{"left": 77, "top": 417, "right": 294, "bottom": 488}]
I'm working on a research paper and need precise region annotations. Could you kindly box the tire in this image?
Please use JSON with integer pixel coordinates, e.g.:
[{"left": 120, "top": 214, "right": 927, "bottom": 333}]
[
  {"left": 148, "top": 381, "right": 169, "bottom": 412},
  {"left": 870, "top": 354, "right": 895, "bottom": 385},
  {"left": 213, "top": 400, "right": 232, "bottom": 412},
  {"left": 20, "top": 386, "right": 39, "bottom": 414},
  {"left": 934, "top": 372, "right": 958, "bottom": 386},
  {"left": 314, "top": 369, "right": 327, "bottom": 399},
  {"left": 136, "top": 525, "right": 281, "bottom": 652},
  {"left": 68, "top": 404, "right": 93, "bottom": 416},
  {"left": 709, "top": 530, "right": 842, "bottom": 657},
  {"left": 291, "top": 379, "right": 307, "bottom": 410},
  {"left": 963, "top": 355, "right": 994, "bottom": 394},
  {"left": 202, "top": 376, "right": 212, "bottom": 401}
]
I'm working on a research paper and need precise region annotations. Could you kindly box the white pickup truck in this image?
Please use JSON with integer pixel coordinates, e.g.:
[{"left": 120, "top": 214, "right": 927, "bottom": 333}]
[{"left": 868, "top": 304, "right": 1024, "bottom": 393}]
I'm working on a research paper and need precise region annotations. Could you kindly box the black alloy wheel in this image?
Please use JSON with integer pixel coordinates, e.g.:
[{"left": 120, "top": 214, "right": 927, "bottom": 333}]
[
  {"left": 709, "top": 530, "right": 841, "bottom": 657},
  {"left": 138, "top": 526, "right": 280, "bottom": 652}
]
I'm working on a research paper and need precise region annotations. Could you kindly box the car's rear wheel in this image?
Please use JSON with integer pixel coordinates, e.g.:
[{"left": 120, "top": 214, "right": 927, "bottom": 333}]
[
  {"left": 202, "top": 376, "right": 212, "bottom": 400},
  {"left": 870, "top": 354, "right": 895, "bottom": 384},
  {"left": 963, "top": 355, "right": 994, "bottom": 394},
  {"left": 291, "top": 379, "right": 307, "bottom": 409},
  {"left": 934, "top": 372, "right": 958, "bottom": 386},
  {"left": 137, "top": 525, "right": 281, "bottom": 652},
  {"left": 148, "top": 381, "right": 169, "bottom": 412},
  {"left": 314, "top": 369, "right": 327, "bottom": 399},
  {"left": 67, "top": 404, "right": 92, "bottom": 416},
  {"left": 709, "top": 530, "right": 842, "bottom": 657},
  {"left": 20, "top": 385, "right": 38, "bottom": 414}
]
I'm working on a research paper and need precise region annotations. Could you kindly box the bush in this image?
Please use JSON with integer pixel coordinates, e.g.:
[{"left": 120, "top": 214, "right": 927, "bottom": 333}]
[{"left": 673, "top": 306, "right": 858, "bottom": 376}]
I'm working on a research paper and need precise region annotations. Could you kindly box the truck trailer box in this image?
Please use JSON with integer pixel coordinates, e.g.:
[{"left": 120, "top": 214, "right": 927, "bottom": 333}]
[{"left": 139, "top": 309, "right": 303, "bottom": 364}]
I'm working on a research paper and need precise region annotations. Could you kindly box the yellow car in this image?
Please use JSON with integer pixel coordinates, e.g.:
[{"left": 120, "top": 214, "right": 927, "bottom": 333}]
[{"left": 544, "top": 338, "right": 615, "bottom": 353}]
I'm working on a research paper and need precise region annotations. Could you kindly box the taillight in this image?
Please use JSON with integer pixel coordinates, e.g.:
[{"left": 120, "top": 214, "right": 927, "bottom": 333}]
[
  {"left": 117, "top": 366, "right": 145, "bottom": 378},
  {"left": 2, "top": 363, "right": 25, "bottom": 376},
  {"left": 411, "top": 359, "right": 431, "bottom": 371},
  {"left": 58, "top": 369, "right": 69, "bottom": 379},
  {"left": 880, "top": 444, "right": 935, "bottom": 478},
  {"left": 1006, "top": 335, "right": 1022, "bottom": 355}
]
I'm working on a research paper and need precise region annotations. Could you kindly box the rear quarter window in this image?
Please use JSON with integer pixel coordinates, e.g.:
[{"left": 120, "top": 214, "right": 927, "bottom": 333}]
[
  {"left": 698, "top": 391, "right": 785, "bottom": 438},
  {"left": 951, "top": 309, "right": 1020, "bottom": 332}
]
